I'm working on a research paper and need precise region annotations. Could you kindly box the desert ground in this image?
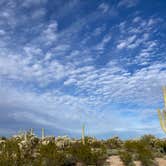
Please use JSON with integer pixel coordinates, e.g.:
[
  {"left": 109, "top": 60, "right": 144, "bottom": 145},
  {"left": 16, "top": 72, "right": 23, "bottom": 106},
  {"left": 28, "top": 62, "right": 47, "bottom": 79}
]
[{"left": 106, "top": 156, "right": 166, "bottom": 166}]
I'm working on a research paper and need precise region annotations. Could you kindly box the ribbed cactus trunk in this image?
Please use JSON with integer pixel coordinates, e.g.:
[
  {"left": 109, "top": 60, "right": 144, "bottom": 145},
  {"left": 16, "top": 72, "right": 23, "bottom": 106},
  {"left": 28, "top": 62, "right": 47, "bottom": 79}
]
[
  {"left": 42, "top": 128, "right": 45, "bottom": 140},
  {"left": 163, "top": 87, "right": 166, "bottom": 108},
  {"left": 157, "top": 109, "right": 166, "bottom": 132},
  {"left": 157, "top": 86, "right": 166, "bottom": 133},
  {"left": 24, "top": 131, "right": 27, "bottom": 142},
  {"left": 82, "top": 124, "right": 85, "bottom": 145},
  {"left": 30, "top": 128, "right": 34, "bottom": 135}
]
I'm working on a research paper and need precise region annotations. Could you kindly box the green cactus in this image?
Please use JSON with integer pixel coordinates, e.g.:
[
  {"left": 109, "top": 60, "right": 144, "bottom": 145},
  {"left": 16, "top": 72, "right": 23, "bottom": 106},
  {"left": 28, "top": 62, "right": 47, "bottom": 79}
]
[
  {"left": 82, "top": 124, "right": 85, "bottom": 145},
  {"left": 42, "top": 128, "right": 45, "bottom": 140},
  {"left": 157, "top": 87, "right": 166, "bottom": 133},
  {"left": 30, "top": 128, "right": 34, "bottom": 135}
]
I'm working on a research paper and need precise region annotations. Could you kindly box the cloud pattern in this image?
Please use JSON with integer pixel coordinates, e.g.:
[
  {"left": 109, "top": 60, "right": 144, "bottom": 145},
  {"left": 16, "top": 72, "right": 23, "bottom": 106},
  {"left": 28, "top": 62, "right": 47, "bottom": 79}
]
[{"left": 0, "top": 0, "right": 166, "bottom": 139}]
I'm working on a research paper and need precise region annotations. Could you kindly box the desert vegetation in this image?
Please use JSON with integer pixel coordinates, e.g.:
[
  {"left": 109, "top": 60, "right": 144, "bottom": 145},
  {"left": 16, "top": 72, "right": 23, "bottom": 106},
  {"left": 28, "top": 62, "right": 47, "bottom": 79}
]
[{"left": 0, "top": 131, "right": 166, "bottom": 166}]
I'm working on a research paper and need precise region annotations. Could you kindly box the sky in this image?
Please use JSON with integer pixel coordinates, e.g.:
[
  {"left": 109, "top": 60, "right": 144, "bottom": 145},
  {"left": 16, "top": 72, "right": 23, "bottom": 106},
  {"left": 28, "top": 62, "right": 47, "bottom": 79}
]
[{"left": 0, "top": 0, "right": 166, "bottom": 139}]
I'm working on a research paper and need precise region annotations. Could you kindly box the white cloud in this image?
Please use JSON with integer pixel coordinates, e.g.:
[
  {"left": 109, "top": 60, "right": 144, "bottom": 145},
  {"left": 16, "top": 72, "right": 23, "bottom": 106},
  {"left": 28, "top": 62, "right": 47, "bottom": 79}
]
[
  {"left": 0, "top": 0, "right": 165, "bottom": 137},
  {"left": 64, "top": 61, "right": 166, "bottom": 107},
  {"left": 98, "top": 3, "right": 109, "bottom": 13},
  {"left": 24, "top": 46, "right": 42, "bottom": 55},
  {"left": 0, "top": 51, "right": 68, "bottom": 86},
  {"left": 92, "top": 26, "right": 106, "bottom": 36},
  {"left": 95, "top": 34, "right": 112, "bottom": 50},
  {"left": 42, "top": 22, "right": 58, "bottom": 43},
  {"left": 31, "top": 8, "right": 46, "bottom": 19},
  {"left": 64, "top": 78, "right": 77, "bottom": 85},
  {"left": 132, "top": 16, "right": 141, "bottom": 23},
  {"left": 117, "top": 41, "right": 127, "bottom": 49},
  {"left": 0, "top": 82, "right": 163, "bottom": 136},
  {"left": 0, "top": 29, "right": 6, "bottom": 35},
  {"left": 118, "top": 0, "right": 139, "bottom": 8},
  {"left": 54, "top": 44, "right": 70, "bottom": 51},
  {"left": 116, "top": 16, "right": 161, "bottom": 52},
  {"left": 22, "top": 0, "right": 47, "bottom": 8}
]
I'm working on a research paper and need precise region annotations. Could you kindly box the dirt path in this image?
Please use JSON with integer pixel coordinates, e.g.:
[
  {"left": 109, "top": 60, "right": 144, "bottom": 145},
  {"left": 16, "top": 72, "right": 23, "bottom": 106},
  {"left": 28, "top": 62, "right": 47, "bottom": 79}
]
[
  {"left": 106, "top": 156, "right": 124, "bottom": 166},
  {"left": 106, "top": 155, "right": 166, "bottom": 166}
]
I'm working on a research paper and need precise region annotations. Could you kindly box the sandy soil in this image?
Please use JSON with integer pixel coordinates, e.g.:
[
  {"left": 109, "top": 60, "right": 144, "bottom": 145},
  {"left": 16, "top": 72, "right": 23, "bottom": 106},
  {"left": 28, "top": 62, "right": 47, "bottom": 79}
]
[
  {"left": 156, "top": 157, "right": 166, "bottom": 166},
  {"left": 106, "top": 155, "right": 166, "bottom": 166},
  {"left": 106, "top": 156, "right": 123, "bottom": 166},
  {"left": 133, "top": 160, "right": 141, "bottom": 166}
]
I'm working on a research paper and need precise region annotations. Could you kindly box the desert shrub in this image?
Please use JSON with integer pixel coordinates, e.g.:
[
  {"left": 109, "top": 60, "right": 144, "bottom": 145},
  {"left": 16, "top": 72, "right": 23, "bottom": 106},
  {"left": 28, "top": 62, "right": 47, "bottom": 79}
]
[
  {"left": 84, "top": 137, "right": 105, "bottom": 148},
  {"left": 119, "top": 151, "right": 135, "bottom": 166},
  {"left": 90, "top": 140, "right": 104, "bottom": 149},
  {"left": 140, "top": 135, "right": 157, "bottom": 151},
  {"left": 36, "top": 142, "right": 68, "bottom": 166},
  {"left": 0, "top": 133, "right": 163, "bottom": 166},
  {"left": 0, "top": 139, "right": 22, "bottom": 166},
  {"left": 0, "top": 136, "right": 6, "bottom": 140},
  {"left": 124, "top": 140, "right": 137, "bottom": 152},
  {"left": 155, "top": 140, "right": 166, "bottom": 154},
  {"left": 107, "top": 148, "right": 119, "bottom": 155},
  {"left": 91, "top": 147, "right": 107, "bottom": 166},
  {"left": 68, "top": 142, "right": 107, "bottom": 166},
  {"left": 21, "top": 138, "right": 39, "bottom": 163},
  {"left": 105, "top": 136, "right": 122, "bottom": 149},
  {"left": 141, "top": 135, "right": 156, "bottom": 143},
  {"left": 61, "top": 154, "right": 76, "bottom": 166},
  {"left": 69, "top": 143, "right": 92, "bottom": 164},
  {"left": 136, "top": 142, "right": 156, "bottom": 166},
  {"left": 123, "top": 139, "right": 158, "bottom": 166}
]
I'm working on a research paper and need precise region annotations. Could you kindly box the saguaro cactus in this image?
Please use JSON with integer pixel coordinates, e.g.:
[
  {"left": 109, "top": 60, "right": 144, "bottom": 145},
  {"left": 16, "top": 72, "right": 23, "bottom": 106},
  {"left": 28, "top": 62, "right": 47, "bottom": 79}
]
[
  {"left": 24, "top": 131, "right": 27, "bottom": 142},
  {"left": 30, "top": 128, "right": 34, "bottom": 135},
  {"left": 163, "top": 86, "right": 166, "bottom": 108},
  {"left": 42, "top": 128, "right": 45, "bottom": 140},
  {"left": 82, "top": 124, "right": 85, "bottom": 145},
  {"left": 157, "top": 86, "right": 166, "bottom": 133}
]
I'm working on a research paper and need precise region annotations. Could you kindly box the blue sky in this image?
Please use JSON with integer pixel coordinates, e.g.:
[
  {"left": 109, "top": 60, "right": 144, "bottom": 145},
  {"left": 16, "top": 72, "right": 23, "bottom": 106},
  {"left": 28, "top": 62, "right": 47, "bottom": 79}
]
[{"left": 0, "top": 0, "right": 166, "bottom": 139}]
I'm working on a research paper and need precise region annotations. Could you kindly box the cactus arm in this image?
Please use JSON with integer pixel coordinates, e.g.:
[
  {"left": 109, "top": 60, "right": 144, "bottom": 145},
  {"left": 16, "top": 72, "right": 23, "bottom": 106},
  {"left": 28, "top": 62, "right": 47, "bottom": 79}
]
[
  {"left": 157, "top": 109, "right": 166, "bottom": 133},
  {"left": 163, "top": 86, "right": 166, "bottom": 108},
  {"left": 163, "top": 110, "right": 166, "bottom": 127}
]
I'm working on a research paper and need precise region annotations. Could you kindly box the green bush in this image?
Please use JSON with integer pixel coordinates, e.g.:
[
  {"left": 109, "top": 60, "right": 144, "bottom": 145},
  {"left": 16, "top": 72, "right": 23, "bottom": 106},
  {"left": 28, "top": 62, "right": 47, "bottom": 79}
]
[
  {"left": 107, "top": 149, "right": 119, "bottom": 156},
  {"left": 123, "top": 138, "right": 158, "bottom": 166},
  {"left": 105, "top": 136, "right": 122, "bottom": 149},
  {"left": 68, "top": 142, "right": 107, "bottom": 166},
  {"left": 37, "top": 142, "right": 67, "bottom": 166},
  {"left": 119, "top": 151, "right": 135, "bottom": 166},
  {"left": 136, "top": 141, "right": 157, "bottom": 166},
  {"left": 0, "top": 139, "right": 22, "bottom": 166}
]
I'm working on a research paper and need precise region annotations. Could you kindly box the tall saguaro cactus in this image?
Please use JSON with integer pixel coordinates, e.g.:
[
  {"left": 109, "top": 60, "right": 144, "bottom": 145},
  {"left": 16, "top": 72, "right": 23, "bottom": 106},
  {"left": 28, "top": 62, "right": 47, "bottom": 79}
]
[
  {"left": 82, "top": 124, "right": 85, "bottom": 145},
  {"left": 24, "top": 131, "right": 27, "bottom": 142},
  {"left": 30, "top": 128, "right": 34, "bottom": 135},
  {"left": 157, "top": 87, "right": 166, "bottom": 133},
  {"left": 163, "top": 86, "right": 166, "bottom": 108},
  {"left": 42, "top": 128, "right": 45, "bottom": 140}
]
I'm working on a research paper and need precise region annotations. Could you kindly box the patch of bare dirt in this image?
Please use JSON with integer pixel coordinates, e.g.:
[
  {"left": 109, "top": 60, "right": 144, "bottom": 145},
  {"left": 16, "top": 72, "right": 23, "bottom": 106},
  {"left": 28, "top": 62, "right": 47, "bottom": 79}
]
[
  {"left": 106, "top": 155, "right": 166, "bottom": 166},
  {"left": 106, "top": 156, "right": 124, "bottom": 166},
  {"left": 156, "top": 157, "right": 166, "bottom": 166},
  {"left": 134, "top": 160, "right": 141, "bottom": 166}
]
